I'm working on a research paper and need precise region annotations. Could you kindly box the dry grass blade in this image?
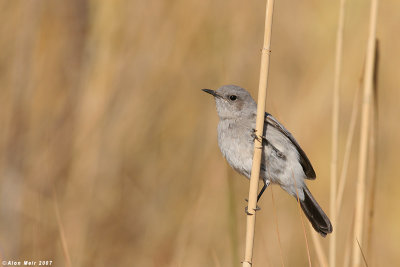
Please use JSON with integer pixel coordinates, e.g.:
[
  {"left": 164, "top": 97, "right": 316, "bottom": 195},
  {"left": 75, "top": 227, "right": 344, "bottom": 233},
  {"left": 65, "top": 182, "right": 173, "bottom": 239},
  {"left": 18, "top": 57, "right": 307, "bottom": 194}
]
[
  {"left": 336, "top": 84, "right": 361, "bottom": 214},
  {"left": 212, "top": 249, "right": 222, "bottom": 267},
  {"left": 271, "top": 187, "right": 285, "bottom": 267},
  {"left": 343, "top": 212, "right": 355, "bottom": 267},
  {"left": 366, "top": 39, "right": 380, "bottom": 258},
  {"left": 292, "top": 172, "right": 311, "bottom": 267},
  {"left": 356, "top": 239, "right": 369, "bottom": 267},
  {"left": 53, "top": 187, "right": 72, "bottom": 267},
  {"left": 330, "top": 0, "right": 348, "bottom": 265},
  {"left": 352, "top": 0, "right": 379, "bottom": 265},
  {"left": 227, "top": 167, "right": 240, "bottom": 267},
  {"left": 296, "top": 203, "right": 312, "bottom": 267},
  {"left": 309, "top": 226, "right": 328, "bottom": 267}
]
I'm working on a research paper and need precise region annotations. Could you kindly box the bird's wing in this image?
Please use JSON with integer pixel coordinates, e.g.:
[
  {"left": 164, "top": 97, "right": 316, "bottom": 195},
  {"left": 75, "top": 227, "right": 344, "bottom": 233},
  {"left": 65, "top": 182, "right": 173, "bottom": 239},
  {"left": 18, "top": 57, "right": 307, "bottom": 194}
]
[{"left": 264, "top": 113, "right": 316, "bottom": 179}]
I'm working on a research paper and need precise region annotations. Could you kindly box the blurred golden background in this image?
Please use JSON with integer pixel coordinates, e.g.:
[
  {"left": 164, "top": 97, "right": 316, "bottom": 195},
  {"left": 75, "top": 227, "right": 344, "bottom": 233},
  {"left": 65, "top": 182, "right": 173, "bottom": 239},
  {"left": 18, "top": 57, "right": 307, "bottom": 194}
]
[{"left": 0, "top": 0, "right": 399, "bottom": 266}]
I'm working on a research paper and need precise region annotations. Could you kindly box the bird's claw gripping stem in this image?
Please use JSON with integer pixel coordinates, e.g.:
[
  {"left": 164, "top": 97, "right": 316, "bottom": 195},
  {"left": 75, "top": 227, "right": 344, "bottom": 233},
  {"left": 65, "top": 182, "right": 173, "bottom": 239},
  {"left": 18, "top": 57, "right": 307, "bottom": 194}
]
[
  {"left": 244, "top": 199, "right": 261, "bottom": 215},
  {"left": 251, "top": 129, "right": 262, "bottom": 142}
]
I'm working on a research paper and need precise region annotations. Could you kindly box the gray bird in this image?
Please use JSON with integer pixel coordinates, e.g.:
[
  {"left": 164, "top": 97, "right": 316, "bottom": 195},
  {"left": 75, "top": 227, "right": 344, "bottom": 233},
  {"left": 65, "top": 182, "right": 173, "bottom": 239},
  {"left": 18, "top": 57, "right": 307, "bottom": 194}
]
[{"left": 202, "top": 84, "right": 332, "bottom": 237}]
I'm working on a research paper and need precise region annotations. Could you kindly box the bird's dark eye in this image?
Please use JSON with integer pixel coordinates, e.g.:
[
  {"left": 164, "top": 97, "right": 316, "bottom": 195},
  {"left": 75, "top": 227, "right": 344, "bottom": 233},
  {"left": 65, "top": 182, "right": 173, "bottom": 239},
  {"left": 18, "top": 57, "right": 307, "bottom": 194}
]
[{"left": 229, "top": 95, "right": 237, "bottom": 101}]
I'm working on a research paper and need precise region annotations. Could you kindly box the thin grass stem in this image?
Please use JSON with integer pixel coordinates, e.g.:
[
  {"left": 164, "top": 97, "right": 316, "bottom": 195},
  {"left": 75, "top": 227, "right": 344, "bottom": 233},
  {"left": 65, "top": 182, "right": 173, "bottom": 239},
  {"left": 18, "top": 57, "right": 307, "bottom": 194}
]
[
  {"left": 53, "top": 187, "right": 72, "bottom": 267},
  {"left": 270, "top": 187, "right": 285, "bottom": 267},
  {"left": 366, "top": 40, "right": 379, "bottom": 261},
  {"left": 292, "top": 172, "right": 311, "bottom": 267},
  {"left": 309, "top": 226, "right": 328, "bottom": 267},
  {"left": 330, "top": 0, "right": 348, "bottom": 265},
  {"left": 336, "top": 84, "right": 360, "bottom": 214},
  {"left": 352, "top": 0, "right": 379, "bottom": 265}
]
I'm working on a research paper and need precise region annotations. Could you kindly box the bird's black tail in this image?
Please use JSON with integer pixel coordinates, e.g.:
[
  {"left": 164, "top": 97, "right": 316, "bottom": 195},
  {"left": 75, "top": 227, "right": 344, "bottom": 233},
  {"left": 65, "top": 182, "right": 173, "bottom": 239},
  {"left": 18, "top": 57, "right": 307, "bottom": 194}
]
[{"left": 300, "top": 186, "right": 333, "bottom": 237}]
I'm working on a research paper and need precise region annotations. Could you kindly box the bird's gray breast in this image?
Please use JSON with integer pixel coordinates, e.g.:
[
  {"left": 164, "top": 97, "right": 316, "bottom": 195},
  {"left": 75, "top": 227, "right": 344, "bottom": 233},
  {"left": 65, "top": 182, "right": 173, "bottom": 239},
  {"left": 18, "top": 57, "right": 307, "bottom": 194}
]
[{"left": 217, "top": 119, "right": 254, "bottom": 178}]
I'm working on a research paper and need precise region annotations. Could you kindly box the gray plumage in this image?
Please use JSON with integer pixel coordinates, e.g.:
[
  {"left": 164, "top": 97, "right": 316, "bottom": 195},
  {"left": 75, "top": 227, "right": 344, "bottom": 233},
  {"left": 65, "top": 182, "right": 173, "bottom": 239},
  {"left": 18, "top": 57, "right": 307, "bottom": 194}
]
[{"left": 203, "top": 84, "right": 332, "bottom": 237}]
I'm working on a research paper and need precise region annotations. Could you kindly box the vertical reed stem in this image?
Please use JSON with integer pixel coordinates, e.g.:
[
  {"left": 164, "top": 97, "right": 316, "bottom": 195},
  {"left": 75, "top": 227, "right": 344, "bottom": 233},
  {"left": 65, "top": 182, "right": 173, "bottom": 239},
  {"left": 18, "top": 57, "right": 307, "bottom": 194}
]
[
  {"left": 242, "top": 0, "right": 275, "bottom": 266},
  {"left": 330, "top": 0, "right": 347, "bottom": 266},
  {"left": 366, "top": 40, "right": 379, "bottom": 260},
  {"left": 352, "top": 0, "right": 379, "bottom": 266},
  {"left": 310, "top": 226, "right": 329, "bottom": 267}
]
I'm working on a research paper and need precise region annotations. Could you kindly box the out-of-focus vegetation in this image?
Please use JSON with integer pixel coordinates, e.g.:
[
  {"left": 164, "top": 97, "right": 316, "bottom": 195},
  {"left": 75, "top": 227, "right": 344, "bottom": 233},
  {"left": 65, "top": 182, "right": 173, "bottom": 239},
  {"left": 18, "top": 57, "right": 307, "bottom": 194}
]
[{"left": 0, "top": 0, "right": 399, "bottom": 266}]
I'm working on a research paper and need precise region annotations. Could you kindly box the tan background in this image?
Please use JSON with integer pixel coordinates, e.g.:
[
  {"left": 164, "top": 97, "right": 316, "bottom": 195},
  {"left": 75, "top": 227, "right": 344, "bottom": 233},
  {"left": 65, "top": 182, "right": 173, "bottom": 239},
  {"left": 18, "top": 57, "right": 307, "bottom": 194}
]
[{"left": 0, "top": 0, "right": 399, "bottom": 266}]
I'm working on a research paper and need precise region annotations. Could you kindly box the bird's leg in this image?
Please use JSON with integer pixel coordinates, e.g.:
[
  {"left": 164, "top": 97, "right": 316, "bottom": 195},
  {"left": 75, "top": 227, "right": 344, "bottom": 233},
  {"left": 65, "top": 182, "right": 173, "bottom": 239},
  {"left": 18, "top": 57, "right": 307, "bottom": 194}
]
[
  {"left": 244, "top": 180, "right": 270, "bottom": 214},
  {"left": 257, "top": 180, "right": 270, "bottom": 202}
]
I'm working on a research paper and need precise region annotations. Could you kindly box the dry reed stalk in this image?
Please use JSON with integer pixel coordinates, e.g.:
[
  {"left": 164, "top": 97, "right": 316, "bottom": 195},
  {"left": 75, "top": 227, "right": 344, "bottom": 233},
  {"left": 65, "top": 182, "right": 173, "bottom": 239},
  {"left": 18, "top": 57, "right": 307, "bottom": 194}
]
[
  {"left": 330, "top": 0, "right": 347, "bottom": 265},
  {"left": 352, "top": 0, "right": 379, "bottom": 266},
  {"left": 366, "top": 40, "right": 379, "bottom": 259},
  {"left": 270, "top": 187, "right": 285, "bottom": 267},
  {"left": 343, "top": 212, "right": 355, "bottom": 267},
  {"left": 292, "top": 175, "right": 311, "bottom": 267},
  {"left": 259, "top": 227, "right": 272, "bottom": 267},
  {"left": 356, "top": 239, "right": 369, "bottom": 267},
  {"left": 298, "top": 212, "right": 311, "bottom": 267},
  {"left": 53, "top": 188, "right": 72, "bottom": 267},
  {"left": 227, "top": 167, "right": 240, "bottom": 267},
  {"left": 309, "top": 226, "right": 328, "bottom": 267},
  {"left": 242, "top": 0, "right": 275, "bottom": 266},
  {"left": 212, "top": 249, "right": 222, "bottom": 267},
  {"left": 365, "top": 106, "right": 377, "bottom": 259},
  {"left": 336, "top": 85, "right": 360, "bottom": 214}
]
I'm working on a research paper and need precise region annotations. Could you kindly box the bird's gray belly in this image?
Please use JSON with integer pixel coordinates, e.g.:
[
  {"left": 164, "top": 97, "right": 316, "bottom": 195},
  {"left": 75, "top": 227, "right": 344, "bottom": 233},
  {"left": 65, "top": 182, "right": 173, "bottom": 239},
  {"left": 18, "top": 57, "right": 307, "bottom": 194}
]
[{"left": 217, "top": 123, "right": 254, "bottom": 178}]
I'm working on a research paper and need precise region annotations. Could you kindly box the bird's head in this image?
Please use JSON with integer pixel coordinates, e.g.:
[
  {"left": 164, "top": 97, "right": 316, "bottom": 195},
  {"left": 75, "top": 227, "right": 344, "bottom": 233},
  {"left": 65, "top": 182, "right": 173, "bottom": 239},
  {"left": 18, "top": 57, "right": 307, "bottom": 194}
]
[{"left": 202, "top": 85, "right": 257, "bottom": 119}]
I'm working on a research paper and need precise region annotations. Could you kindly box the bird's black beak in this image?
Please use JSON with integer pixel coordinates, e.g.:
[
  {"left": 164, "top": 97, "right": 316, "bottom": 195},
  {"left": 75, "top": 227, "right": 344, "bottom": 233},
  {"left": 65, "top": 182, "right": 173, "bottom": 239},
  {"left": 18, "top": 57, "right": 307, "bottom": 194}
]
[{"left": 202, "top": 89, "right": 220, "bottom": 98}]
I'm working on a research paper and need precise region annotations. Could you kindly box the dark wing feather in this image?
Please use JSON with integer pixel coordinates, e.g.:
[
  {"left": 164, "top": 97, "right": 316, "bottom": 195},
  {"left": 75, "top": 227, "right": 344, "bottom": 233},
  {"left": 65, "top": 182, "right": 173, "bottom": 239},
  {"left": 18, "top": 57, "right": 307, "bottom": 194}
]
[{"left": 264, "top": 113, "right": 316, "bottom": 179}]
